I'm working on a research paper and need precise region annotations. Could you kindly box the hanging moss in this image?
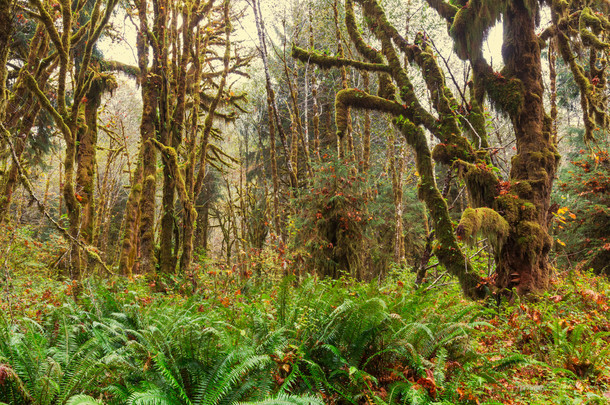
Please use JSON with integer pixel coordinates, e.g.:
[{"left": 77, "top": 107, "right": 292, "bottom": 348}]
[
  {"left": 87, "top": 73, "right": 118, "bottom": 102},
  {"left": 449, "top": 0, "right": 507, "bottom": 60},
  {"left": 454, "top": 160, "right": 499, "bottom": 207},
  {"left": 426, "top": 0, "right": 459, "bottom": 22},
  {"left": 482, "top": 70, "right": 524, "bottom": 116},
  {"left": 456, "top": 207, "right": 510, "bottom": 249}
]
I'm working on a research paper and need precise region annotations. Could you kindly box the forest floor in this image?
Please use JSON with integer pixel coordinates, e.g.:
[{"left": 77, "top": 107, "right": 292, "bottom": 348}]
[{"left": 1, "top": 229, "right": 610, "bottom": 404}]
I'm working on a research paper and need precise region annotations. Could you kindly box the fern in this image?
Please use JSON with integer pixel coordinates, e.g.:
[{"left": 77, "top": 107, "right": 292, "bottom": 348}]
[
  {"left": 238, "top": 393, "right": 324, "bottom": 405},
  {"left": 65, "top": 394, "right": 105, "bottom": 404}
]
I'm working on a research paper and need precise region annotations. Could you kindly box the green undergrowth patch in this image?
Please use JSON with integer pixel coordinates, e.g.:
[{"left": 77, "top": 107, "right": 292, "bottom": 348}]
[{"left": 0, "top": 248, "right": 609, "bottom": 404}]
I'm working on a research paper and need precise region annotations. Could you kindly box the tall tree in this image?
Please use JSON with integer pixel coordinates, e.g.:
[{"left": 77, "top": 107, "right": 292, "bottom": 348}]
[
  {"left": 1, "top": 0, "right": 120, "bottom": 278},
  {"left": 294, "top": 0, "right": 609, "bottom": 297}
]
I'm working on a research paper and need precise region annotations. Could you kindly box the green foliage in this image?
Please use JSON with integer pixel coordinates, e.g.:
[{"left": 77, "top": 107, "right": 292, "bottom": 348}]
[
  {"left": 553, "top": 145, "right": 610, "bottom": 274},
  {"left": 291, "top": 156, "right": 372, "bottom": 279},
  {"left": 2, "top": 255, "right": 610, "bottom": 404},
  {"left": 290, "top": 155, "right": 426, "bottom": 280}
]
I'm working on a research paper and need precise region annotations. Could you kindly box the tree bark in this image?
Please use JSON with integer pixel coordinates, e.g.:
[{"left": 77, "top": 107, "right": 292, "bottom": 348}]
[{"left": 494, "top": 2, "right": 558, "bottom": 293}]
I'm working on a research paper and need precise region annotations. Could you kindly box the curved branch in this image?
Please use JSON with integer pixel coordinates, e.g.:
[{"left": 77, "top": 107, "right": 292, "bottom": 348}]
[{"left": 422, "top": 0, "right": 458, "bottom": 23}]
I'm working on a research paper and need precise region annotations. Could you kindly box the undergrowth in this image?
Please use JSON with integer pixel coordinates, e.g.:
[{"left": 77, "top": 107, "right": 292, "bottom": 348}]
[{"left": 0, "top": 237, "right": 609, "bottom": 404}]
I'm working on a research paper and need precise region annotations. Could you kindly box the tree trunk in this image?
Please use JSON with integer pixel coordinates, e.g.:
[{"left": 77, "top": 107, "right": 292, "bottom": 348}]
[
  {"left": 0, "top": 0, "right": 12, "bottom": 119},
  {"left": 138, "top": 85, "right": 159, "bottom": 276},
  {"left": 77, "top": 74, "right": 117, "bottom": 246},
  {"left": 495, "top": 2, "right": 558, "bottom": 293},
  {"left": 0, "top": 103, "right": 41, "bottom": 222},
  {"left": 119, "top": 159, "right": 143, "bottom": 277}
]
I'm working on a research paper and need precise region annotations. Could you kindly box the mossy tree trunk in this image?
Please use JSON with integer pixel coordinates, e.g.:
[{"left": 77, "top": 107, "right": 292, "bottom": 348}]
[
  {"left": 119, "top": 159, "right": 143, "bottom": 277},
  {"left": 134, "top": 0, "right": 166, "bottom": 276},
  {"left": 17, "top": 0, "right": 119, "bottom": 280},
  {"left": 0, "top": 0, "right": 13, "bottom": 119},
  {"left": 0, "top": 23, "right": 49, "bottom": 222},
  {"left": 76, "top": 74, "right": 117, "bottom": 247},
  {"left": 492, "top": 2, "right": 557, "bottom": 292},
  {"left": 387, "top": 130, "right": 406, "bottom": 264}
]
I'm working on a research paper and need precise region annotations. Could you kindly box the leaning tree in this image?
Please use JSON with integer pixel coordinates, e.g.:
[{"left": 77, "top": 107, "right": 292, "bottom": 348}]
[{"left": 294, "top": 0, "right": 609, "bottom": 297}]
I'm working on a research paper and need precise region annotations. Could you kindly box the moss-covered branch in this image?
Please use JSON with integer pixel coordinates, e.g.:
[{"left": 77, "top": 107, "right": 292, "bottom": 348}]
[
  {"left": 449, "top": 1, "right": 506, "bottom": 60},
  {"left": 345, "top": 0, "right": 396, "bottom": 98},
  {"left": 27, "top": 0, "right": 66, "bottom": 60},
  {"left": 292, "top": 46, "right": 392, "bottom": 73},
  {"left": 99, "top": 60, "right": 141, "bottom": 80},
  {"left": 23, "top": 71, "right": 72, "bottom": 143},
  {"left": 422, "top": 0, "right": 458, "bottom": 23},
  {"left": 394, "top": 117, "right": 484, "bottom": 299},
  {"left": 354, "top": 0, "right": 411, "bottom": 55},
  {"left": 579, "top": 7, "right": 610, "bottom": 49},
  {"left": 334, "top": 88, "right": 405, "bottom": 138}
]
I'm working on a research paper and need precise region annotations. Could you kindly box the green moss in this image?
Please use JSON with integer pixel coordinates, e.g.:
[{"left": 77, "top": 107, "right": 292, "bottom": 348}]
[
  {"left": 454, "top": 160, "right": 499, "bottom": 207},
  {"left": 291, "top": 45, "right": 392, "bottom": 72},
  {"left": 495, "top": 194, "right": 520, "bottom": 223},
  {"left": 520, "top": 202, "right": 537, "bottom": 221},
  {"left": 511, "top": 181, "right": 532, "bottom": 199},
  {"left": 484, "top": 72, "right": 524, "bottom": 116},
  {"left": 457, "top": 207, "right": 510, "bottom": 249},
  {"left": 432, "top": 137, "right": 476, "bottom": 165},
  {"left": 449, "top": 0, "right": 506, "bottom": 60},
  {"left": 516, "top": 220, "right": 552, "bottom": 263},
  {"left": 99, "top": 60, "right": 141, "bottom": 80},
  {"left": 464, "top": 103, "right": 489, "bottom": 148}
]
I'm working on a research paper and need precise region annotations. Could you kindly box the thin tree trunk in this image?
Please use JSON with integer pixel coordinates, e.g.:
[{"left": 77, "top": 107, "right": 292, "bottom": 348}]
[
  {"left": 334, "top": 0, "right": 352, "bottom": 158},
  {"left": 77, "top": 74, "right": 117, "bottom": 247},
  {"left": 549, "top": 37, "right": 558, "bottom": 144},
  {"left": 0, "top": 0, "right": 13, "bottom": 119},
  {"left": 136, "top": 0, "right": 162, "bottom": 276},
  {"left": 119, "top": 154, "right": 143, "bottom": 276},
  {"left": 362, "top": 72, "right": 371, "bottom": 171},
  {"left": 309, "top": 7, "right": 321, "bottom": 161},
  {"left": 252, "top": 0, "right": 297, "bottom": 188},
  {"left": 387, "top": 131, "right": 405, "bottom": 263}
]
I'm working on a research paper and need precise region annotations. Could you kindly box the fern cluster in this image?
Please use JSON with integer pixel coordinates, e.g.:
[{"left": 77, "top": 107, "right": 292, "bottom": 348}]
[{"left": 0, "top": 276, "right": 547, "bottom": 405}]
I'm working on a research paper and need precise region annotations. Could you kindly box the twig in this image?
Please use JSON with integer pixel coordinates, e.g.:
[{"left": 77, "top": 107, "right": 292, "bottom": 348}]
[
  {"left": 424, "top": 270, "right": 450, "bottom": 291},
  {"left": 469, "top": 241, "right": 489, "bottom": 259},
  {"left": 425, "top": 31, "right": 468, "bottom": 107}
]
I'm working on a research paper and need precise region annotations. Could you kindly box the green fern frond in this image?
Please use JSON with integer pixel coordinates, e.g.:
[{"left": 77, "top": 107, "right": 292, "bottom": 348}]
[
  {"left": 65, "top": 394, "right": 105, "bottom": 404},
  {"left": 238, "top": 392, "right": 324, "bottom": 405}
]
